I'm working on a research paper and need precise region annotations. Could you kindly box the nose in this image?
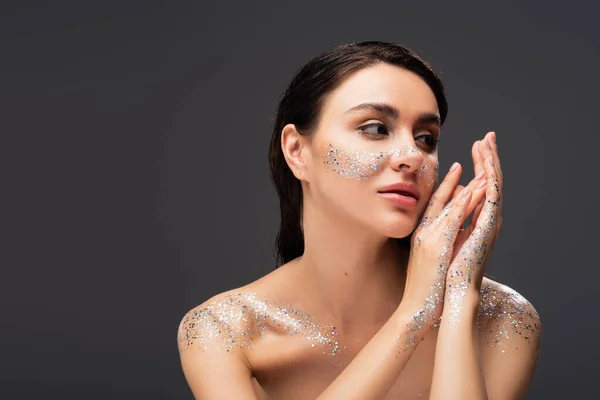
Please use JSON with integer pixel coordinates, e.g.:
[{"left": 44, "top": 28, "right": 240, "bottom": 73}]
[{"left": 388, "top": 144, "right": 424, "bottom": 174}]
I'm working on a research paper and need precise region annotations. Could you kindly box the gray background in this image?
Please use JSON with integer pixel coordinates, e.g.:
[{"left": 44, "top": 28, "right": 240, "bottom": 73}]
[{"left": 2, "top": 0, "right": 598, "bottom": 398}]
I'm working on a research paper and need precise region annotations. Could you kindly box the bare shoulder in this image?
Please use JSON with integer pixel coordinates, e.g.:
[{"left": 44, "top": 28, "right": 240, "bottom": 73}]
[
  {"left": 177, "top": 288, "right": 260, "bottom": 354},
  {"left": 476, "top": 279, "right": 543, "bottom": 397},
  {"left": 175, "top": 265, "right": 303, "bottom": 398},
  {"left": 478, "top": 277, "right": 543, "bottom": 353},
  {"left": 176, "top": 287, "right": 271, "bottom": 398},
  {"left": 177, "top": 264, "right": 295, "bottom": 354}
]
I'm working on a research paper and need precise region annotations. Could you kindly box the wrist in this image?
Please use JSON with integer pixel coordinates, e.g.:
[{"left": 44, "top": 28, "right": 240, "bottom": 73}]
[
  {"left": 394, "top": 302, "right": 436, "bottom": 341},
  {"left": 445, "top": 281, "right": 481, "bottom": 307},
  {"left": 442, "top": 287, "right": 480, "bottom": 326}
]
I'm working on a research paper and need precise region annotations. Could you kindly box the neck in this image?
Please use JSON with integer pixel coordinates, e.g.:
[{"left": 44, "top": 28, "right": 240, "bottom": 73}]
[{"left": 295, "top": 203, "right": 408, "bottom": 333}]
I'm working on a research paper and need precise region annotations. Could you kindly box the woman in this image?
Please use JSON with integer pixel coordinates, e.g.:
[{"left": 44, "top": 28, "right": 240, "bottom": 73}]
[{"left": 177, "top": 41, "right": 542, "bottom": 399}]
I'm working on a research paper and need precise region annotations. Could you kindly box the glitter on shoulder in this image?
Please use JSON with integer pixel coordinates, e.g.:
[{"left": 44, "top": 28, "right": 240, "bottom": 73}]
[
  {"left": 177, "top": 291, "right": 343, "bottom": 356},
  {"left": 478, "top": 281, "right": 542, "bottom": 353}
]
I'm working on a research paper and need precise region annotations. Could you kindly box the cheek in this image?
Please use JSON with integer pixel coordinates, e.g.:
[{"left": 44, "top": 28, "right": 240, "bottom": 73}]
[
  {"left": 319, "top": 142, "right": 387, "bottom": 181},
  {"left": 416, "top": 158, "right": 439, "bottom": 214},
  {"left": 417, "top": 158, "right": 439, "bottom": 191}
]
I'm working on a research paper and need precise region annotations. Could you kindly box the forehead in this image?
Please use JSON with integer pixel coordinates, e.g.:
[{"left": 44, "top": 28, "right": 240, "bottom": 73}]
[{"left": 323, "top": 63, "right": 439, "bottom": 118}]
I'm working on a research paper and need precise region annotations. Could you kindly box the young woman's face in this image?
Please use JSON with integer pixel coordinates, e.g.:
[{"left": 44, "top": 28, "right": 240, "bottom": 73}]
[{"left": 306, "top": 63, "right": 441, "bottom": 238}]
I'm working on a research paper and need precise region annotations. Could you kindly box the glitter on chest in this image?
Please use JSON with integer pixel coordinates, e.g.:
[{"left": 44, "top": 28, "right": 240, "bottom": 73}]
[{"left": 178, "top": 292, "right": 342, "bottom": 356}]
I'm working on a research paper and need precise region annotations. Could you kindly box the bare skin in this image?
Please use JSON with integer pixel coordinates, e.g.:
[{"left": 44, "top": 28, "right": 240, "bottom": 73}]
[
  {"left": 178, "top": 64, "right": 542, "bottom": 399},
  {"left": 179, "top": 274, "right": 539, "bottom": 399}
]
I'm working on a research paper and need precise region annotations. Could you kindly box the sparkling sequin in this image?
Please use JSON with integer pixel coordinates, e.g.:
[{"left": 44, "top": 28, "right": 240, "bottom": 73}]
[
  {"left": 320, "top": 142, "right": 438, "bottom": 187},
  {"left": 446, "top": 157, "right": 500, "bottom": 323},
  {"left": 178, "top": 292, "right": 344, "bottom": 356},
  {"left": 397, "top": 195, "right": 463, "bottom": 349},
  {"left": 478, "top": 283, "right": 542, "bottom": 351}
]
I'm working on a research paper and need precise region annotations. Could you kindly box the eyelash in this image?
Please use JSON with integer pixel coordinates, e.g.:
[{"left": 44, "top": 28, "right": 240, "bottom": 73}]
[{"left": 357, "top": 123, "right": 440, "bottom": 150}]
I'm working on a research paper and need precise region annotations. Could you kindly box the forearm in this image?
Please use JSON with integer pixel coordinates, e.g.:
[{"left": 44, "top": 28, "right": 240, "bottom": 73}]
[
  {"left": 430, "top": 289, "right": 487, "bottom": 400},
  {"left": 317, "top": 303, "right": 429, "bottom": 400}
]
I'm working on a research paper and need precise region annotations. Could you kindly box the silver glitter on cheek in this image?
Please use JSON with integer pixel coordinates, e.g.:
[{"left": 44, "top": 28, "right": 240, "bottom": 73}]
[
  {"left": 478, "top": 284, "right": 542, "bottom": 352},
  {"left": 178, "top": 292, "right": 344, "bottom": 357},
  {"left": 320, "top": 142, "right": 387, "bottom": 180},
  {"left": 320, "top": 142, "right": 438, "bottom": 189},
  {"left": 417, "top": 162, "right": 439, "bottom": 189}
]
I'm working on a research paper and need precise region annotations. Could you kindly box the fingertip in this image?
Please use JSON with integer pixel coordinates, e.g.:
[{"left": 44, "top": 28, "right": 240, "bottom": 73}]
[{"left": 475, "top": 176, "right": 487, "bottom": 189}]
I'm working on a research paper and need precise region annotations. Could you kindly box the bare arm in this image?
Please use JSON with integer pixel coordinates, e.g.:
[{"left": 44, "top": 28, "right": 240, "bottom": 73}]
[
  {"left": 316, "top": 302, "right": 435, "bottom": 399},
  {"left": 430, "top": 291, "right": 488, "bottom": 399},
  {"left": 480, "top": 286, "right": 542, "bottom": 399},
  {"left": 177, "top": 301, "right": 426, "bottom": 400},
  {"left": 179, "top": 301, "right": 442, "bottom": 400},
  {"left": 430, "top": 133, "right": 541, "bottom": 399},
  {"left": 429, "top": 287, "right": 542, "bottom": 400},
  {"left": 315, "top": 164, "right": 489, "bottom": 399},
  {"left": 178, "top": 314, "right": 259, "bottom": 400},
  {"left": 179, "top": 167, "right": 488, "bottom": 399}
]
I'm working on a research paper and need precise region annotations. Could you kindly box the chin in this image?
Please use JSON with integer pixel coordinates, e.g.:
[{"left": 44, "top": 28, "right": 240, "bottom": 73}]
[
  {"left": 376, "top": 216, "right": 417, "bottom": 239},
  {"left": 385, "top": 229, "right": 415, "bottom": 240}
]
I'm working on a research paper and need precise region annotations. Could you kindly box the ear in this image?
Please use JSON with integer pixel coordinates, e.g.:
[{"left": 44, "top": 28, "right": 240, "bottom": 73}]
[{"left": 281, "top": 123, "right": 312, "bottom": 182}]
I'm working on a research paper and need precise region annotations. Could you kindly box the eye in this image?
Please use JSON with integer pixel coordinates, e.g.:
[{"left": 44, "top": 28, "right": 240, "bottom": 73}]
[
  {"left": 357, "top": 123, "right": 389, "bottom": 139},
  {"left": 415, "top": 132, "right": 440, "bottom": 150}
]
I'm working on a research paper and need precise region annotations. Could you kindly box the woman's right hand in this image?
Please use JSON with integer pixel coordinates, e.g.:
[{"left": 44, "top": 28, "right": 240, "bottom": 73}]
[{"left": 398, "top": 162, "right": 487, "bottom": 344}]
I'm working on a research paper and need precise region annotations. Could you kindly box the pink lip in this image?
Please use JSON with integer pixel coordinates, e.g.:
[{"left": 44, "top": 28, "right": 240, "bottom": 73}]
[
  {"left": 377, "top": 182, "right": 420, "bottom": 200},
  {"left": 378, "top": 192, "right": 418, "bottom": 208}
]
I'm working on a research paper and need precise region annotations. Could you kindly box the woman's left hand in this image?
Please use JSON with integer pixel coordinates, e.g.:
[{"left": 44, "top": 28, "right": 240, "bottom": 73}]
[{"left": 446, "top": 131, "right": 503, "bottom": 299}]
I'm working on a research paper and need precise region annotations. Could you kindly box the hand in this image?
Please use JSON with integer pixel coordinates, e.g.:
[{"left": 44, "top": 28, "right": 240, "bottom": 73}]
[
  {"left": 445, "top": 132, "right": 503, "bottom": 310},
  {"left": 399, "top": 161, "right": 487, "bottom": 344},
  {"left": 450, "top": 132, "right": 503, "bottom": 260}
]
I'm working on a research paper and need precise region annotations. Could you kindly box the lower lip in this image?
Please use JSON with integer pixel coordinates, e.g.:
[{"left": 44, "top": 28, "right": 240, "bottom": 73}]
[{"left": 378, "top": 192, "right": 418, "bottom": 208}]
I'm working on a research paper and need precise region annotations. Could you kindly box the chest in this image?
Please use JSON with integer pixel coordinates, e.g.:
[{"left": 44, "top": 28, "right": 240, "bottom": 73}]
[{"left": 248, "top": 327, "right": 440, "bottom": 400}]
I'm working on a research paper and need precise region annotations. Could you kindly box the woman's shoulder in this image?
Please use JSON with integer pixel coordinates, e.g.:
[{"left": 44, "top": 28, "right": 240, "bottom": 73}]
[
  {"left": 177, "top": 287, "right": 263, "bottom": 353},
  {"left": 177, "top": 265, "right": 292, "bottom": 353},
  {"left": 477, "top": 277, "right": 542, "bottom": 351}
]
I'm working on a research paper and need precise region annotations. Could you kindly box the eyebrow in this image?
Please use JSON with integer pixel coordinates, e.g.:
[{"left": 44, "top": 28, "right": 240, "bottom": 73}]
[{"left": 344, "top": 102, "right": 441, "bottom": 126}]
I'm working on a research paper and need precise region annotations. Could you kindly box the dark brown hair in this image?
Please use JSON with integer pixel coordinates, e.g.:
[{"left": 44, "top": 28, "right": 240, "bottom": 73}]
[{"left": 268, "top": 41, "right": 448, "bottom": 267}]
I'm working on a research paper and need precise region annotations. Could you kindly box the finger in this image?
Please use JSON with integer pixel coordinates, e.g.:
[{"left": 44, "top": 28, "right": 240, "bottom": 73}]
[
  {"left": 479, "top": 137, "right": 501, "bottom": 191},
  {"left": 453, "top": 224, "right": 473, "bottom": 259},
  {"left": 460, "top": 159, "right": 499, "bottom": 253},
  {"left": 455, "top": 157, "right": 500, "bottom": 261},
  {"left": 487, "top": 132, "right": 502, "bottom": 176},
  {"left": 454, "top": 179, "right": 487, "bottom": 217},
  {"left": 451, "top": 184, "right": 464, "bottom": 200},
  {"left": 430, "top": 171, "right": 486, "bottom": 229},
  {"left": 483, "top": 155, "right": 501, "bottom": 204},
  {"left": 472, "top": 141, "right": 485, "bottom": 180},
  {"left": 480, "top": 134, "right": 502, "bottom": 187},
  {"left": 469, "top": 199, "right": 485, "bottom": 231},
  {"left": 448, "top": 186, "right": 473, "bottom": 232},
  {"left": 485, "top": 132, "right": 504, "bottom": 201},
  {"left": 423, "top": 162, "right": 463, "bottom": 221},
  {"left": 479, "top": 134, "right": 494, "bottom": 161}
]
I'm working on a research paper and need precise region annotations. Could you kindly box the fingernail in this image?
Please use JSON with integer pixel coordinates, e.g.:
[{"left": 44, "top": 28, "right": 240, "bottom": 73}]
[
  {"left": 476, "top": 178, "right": 487, "bottom": 189},
  {"left": 475, "top": 170, "right": 485, "bottom": 180},
  {"left": 485, "top": 139, "right": 492, "bottom": 149},
  {"left": 490, "top": 132, "right": 496, "bottom": 143},
  {"left": 461, "top": 187, "right": 471, "bottom": 199},
  {"left": 450, "top": 162, "right": 459, "bottom": 172}
]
